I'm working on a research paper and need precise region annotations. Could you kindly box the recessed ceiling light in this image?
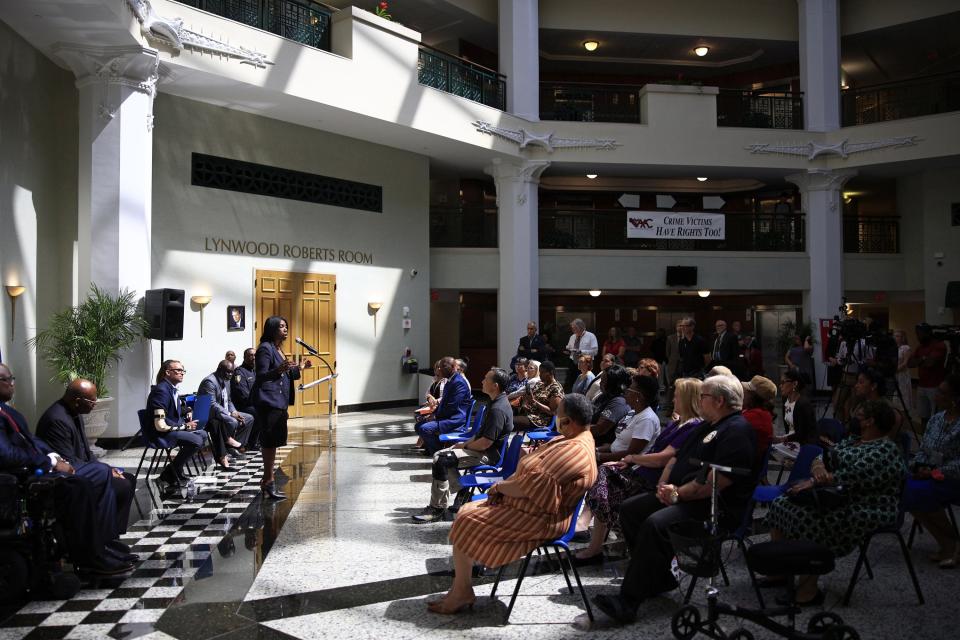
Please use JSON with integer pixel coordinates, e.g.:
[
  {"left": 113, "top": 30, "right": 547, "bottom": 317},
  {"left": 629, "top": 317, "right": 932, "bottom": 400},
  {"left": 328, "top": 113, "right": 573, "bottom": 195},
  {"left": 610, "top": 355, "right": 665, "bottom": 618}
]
[
  {"left": 586, "top": 174, "right": 598, "bottom": 179},
  {"left": 696, "top": 177, "right": 708, "bottom": 182},
  {"left": 588, "top": 289, "right": 602, "bottom": 297},
  {"left": 694, "top": 46, "right": 709, "bottom": 57},
  {"left": 583, "top": 40, "right": 599, "bottom": 52}
]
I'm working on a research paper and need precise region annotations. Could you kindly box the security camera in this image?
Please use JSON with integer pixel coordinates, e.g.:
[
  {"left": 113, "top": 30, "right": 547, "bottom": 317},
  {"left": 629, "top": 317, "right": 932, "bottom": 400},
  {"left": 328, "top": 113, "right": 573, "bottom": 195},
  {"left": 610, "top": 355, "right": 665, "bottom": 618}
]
[{"left": 410, "top": 268, "right": 419, "bottom": 277}]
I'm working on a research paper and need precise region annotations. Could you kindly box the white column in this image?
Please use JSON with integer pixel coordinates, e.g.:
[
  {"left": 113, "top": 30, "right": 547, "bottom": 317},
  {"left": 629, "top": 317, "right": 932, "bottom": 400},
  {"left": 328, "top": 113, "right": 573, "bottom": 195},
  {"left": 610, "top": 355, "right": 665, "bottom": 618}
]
[
  {"left": 55, "top": 45, "right": 159, "bottom": 440},
  {"left": 788, "top": 169, "right": 856, "bottom": 388},
  {"left": 485, "top": 158, "right": 550, "bottom": 369},
  {"left": 498, "top": 0, "right": 539, "bottom": 120},
  {"left": 798, "top": 0, "right": 841, "bottom": 132}
]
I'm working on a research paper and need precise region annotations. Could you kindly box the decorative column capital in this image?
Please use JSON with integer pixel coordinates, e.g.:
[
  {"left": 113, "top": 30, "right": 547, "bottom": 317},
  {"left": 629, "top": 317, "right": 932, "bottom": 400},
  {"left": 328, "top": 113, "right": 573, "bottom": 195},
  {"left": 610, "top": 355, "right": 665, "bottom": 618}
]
[
  {"left": 483, "top": 158, "right": 551, "bottom": 184},
  {"left": 786, "top": 168, "right": 857, "bottom": 193},
  {"left": 52, "top": 44, "right": 162, "bottom": 94}
]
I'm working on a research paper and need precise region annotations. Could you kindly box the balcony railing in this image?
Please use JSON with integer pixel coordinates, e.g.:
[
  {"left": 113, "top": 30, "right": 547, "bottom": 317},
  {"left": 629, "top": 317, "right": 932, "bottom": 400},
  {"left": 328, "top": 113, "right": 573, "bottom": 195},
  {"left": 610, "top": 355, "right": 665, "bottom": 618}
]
[
  {"left": 431, "top": 208, "right": 901, "bottom": 254},
  {"left": 540, "top": 210, "right": 806, "bottom": 252},
  {"left": 430, "top": 207, "right": 498, "bottom": 248},
  {"left": 540, "top": 83, "right": 642, "bottom": 123},
  {"left": 717, "top": 89, "right": 804, "bottom": 129},
  {"left": 842, "top": 72, "right": 960, "bottom": 126},
  {"left": 843, "top": 216, "right": 899, "bottom": 253},
  {"left": 175, "top": 0, "right": 332, "bottom": 50},
  {"left": 417, "top": 46, "right": 506, "bottom": 109}
]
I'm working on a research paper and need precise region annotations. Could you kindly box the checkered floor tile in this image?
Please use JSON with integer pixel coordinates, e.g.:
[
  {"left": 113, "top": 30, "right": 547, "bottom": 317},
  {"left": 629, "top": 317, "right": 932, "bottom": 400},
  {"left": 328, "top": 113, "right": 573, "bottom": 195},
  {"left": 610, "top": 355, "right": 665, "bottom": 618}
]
[{"left": 1, "top": 449, "right": 293, "bottom": 640}]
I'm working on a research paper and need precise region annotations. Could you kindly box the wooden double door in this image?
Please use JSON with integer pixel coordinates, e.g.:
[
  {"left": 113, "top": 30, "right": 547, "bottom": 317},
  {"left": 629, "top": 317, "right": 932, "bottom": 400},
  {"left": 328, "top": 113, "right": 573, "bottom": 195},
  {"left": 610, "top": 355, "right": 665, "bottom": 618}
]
[{"left": 255, "top": 270, "right": 336, "bottom": 418}]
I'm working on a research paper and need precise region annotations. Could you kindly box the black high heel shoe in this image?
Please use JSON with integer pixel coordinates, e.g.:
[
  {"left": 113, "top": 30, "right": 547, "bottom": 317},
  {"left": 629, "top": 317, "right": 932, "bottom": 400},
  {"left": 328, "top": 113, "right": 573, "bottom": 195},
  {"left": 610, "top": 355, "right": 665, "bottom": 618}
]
[{"left": 261, "top": 481, "right": 287, "bottom": 500}]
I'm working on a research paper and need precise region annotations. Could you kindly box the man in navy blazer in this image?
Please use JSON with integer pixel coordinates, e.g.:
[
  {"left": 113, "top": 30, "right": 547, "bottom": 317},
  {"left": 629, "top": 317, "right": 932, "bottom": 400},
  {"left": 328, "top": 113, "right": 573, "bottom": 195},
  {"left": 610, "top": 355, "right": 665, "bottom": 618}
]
[
  {"left": 415, "top": 356, "right": 472, "bottom": 454},
  {"left": 0, "top": 363, "right": 133, "bottom": 574},
  {"left": 37, "top": 378, "right": 137, "bottom": 537},
  {"left": 146, "top": 359, "right": 207, "bottom": 488}
]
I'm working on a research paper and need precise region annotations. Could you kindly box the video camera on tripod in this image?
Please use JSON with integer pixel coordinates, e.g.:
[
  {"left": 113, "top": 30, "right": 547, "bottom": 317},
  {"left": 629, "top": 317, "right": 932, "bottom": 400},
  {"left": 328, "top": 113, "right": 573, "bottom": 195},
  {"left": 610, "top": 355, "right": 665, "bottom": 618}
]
[{"left": 829, "top": 302, "right": 899, "bottom": 378}]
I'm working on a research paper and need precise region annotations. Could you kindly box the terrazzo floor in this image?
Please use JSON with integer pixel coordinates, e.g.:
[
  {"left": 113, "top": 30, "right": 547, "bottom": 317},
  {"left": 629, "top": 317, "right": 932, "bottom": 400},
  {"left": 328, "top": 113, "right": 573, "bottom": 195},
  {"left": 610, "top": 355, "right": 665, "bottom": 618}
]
[{"left": 1, "top": 408, "right": 957, "bottom": 640}]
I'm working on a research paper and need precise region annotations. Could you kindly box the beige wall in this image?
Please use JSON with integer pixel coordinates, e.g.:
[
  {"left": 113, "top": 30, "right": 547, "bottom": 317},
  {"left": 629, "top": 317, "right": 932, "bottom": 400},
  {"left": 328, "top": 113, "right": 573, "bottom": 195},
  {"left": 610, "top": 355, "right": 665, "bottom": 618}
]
[
  {"left": 841, "top": 0, "right": 960, "bottom": 35},
  {"left": 0, "top": 19, "right": 78, "bottom": 424}
]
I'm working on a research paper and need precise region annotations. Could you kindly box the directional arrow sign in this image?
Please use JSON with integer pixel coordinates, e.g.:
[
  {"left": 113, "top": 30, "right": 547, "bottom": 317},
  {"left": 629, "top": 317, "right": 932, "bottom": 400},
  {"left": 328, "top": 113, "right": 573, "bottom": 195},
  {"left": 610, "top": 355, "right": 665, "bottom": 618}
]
[
  {"left": 656, "top": 195, "right": 677, "bottom": 209},
  {"left": 702, "top": 196, "right": 726, "bottom": 210},
  {"left": 618, "top": 193, "right": 640, "bottom": 208}
]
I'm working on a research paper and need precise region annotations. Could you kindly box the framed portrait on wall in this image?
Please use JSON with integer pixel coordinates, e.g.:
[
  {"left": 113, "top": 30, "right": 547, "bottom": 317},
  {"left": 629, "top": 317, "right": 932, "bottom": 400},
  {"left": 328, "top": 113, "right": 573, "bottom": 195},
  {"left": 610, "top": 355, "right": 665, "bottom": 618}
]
[{"left": 227, "top": 306, "right": 245, "bottom": 331}]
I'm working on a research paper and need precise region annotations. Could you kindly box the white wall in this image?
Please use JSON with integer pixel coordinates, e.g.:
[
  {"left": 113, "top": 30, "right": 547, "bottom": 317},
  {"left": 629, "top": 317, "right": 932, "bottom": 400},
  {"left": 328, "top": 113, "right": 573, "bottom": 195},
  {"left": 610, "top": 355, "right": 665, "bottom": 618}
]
[
  {"left": 150, "top": 94, "right": 430, "bottom": 406},
  {"left": 0, "top": 19, "right": 78, "bottom": 424}
]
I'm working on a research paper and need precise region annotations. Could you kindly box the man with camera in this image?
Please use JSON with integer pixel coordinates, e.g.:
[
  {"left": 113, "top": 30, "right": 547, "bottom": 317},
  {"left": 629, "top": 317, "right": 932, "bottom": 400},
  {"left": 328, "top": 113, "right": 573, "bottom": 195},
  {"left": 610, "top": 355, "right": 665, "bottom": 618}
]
[{"left": 829, "top": 326, "right": 875, "bottom": 422}]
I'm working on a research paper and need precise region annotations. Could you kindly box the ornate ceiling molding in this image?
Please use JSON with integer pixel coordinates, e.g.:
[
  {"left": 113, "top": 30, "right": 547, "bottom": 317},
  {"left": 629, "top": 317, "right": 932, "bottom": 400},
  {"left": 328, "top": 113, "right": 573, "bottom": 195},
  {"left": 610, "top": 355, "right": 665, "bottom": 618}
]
[
  {"left": 126, "top": 0, "right": 272, "bottom": 68},
  {"left": 473, "top": 121, "right": 620, "bottom": 153},
  {"left": 745, "top": 136, "right": 920, "bottom": 161}
]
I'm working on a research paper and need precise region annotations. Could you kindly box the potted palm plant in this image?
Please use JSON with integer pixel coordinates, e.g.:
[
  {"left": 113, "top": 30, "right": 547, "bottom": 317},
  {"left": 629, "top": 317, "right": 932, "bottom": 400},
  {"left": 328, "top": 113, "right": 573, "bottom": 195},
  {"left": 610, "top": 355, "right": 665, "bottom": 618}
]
[{"left": 29, "top": 285, "right": 148, "bottom": 454}]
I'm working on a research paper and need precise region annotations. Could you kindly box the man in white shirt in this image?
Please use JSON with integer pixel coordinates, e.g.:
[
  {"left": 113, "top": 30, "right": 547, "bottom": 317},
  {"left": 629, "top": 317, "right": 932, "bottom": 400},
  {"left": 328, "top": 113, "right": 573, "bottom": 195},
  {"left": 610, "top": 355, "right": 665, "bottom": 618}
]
[{"left": 564, "top": 318, "right": 599, "bottom": 391}]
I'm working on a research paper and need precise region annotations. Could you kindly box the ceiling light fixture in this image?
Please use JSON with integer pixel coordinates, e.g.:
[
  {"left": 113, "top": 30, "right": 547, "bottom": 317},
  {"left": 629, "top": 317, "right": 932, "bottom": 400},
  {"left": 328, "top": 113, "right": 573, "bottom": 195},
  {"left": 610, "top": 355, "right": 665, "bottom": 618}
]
[
  {"left": 698, "top": 290, "right": 711, "bottom": 298},
  {"left": 583, "top": 40, "right": 599, "bottom": 52},
  {"left": 586, "top": 173, "right": 598, "bottom": 179},
  {"left": 694, "top": 46, "right": 709, "bottom": 57},
  {"left": 696, "top": 177, "right": 708, "bottom": 182},
  {"left": 588, "top": 290, "right": 602, "bottom": 297}
]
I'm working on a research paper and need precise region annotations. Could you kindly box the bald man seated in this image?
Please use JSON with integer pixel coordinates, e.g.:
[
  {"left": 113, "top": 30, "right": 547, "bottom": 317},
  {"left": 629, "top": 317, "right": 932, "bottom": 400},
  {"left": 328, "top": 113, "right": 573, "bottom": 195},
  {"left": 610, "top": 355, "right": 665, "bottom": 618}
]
[{"left": 36, "top": 379, "right": 138, "bottom": 545}]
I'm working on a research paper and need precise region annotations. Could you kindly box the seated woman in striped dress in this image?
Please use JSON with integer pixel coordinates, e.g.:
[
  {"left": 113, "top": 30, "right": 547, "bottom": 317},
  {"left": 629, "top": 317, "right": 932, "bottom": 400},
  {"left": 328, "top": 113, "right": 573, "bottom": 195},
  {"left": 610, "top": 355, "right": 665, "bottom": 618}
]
[{"left": 428, "top": 393, "right": 598, "bottom": 614}]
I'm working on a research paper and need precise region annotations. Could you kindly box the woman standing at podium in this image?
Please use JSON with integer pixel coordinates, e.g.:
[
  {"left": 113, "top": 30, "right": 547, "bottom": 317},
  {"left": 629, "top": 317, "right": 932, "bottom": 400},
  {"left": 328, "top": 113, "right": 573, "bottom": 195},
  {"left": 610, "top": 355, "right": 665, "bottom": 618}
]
[{"left": 253, "top": 315, "right": 308, "bottom": 500}]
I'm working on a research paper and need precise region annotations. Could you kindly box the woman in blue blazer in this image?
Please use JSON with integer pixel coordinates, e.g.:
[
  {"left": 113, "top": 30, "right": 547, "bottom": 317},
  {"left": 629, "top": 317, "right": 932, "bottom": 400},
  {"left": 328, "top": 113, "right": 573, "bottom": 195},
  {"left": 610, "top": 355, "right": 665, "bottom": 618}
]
[{"left": 253, "top": 315, "right": 308, "bottom": 499}]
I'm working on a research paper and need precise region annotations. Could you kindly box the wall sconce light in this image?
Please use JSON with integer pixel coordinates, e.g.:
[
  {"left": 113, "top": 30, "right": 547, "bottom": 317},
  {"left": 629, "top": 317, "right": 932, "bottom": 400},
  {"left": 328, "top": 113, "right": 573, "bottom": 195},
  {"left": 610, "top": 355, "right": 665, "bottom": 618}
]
[
  {"left": 696, "top": 177, "right": 708, "bottom": 182},
  {"left": 191, "top": 295, "right": 212, "bottom": 337},
  {"left": 586, "top": 173, "right": 598, "bottom": 179},
  {"left": 5, "top": 286, "right": 25, "bottom": 339},
  {"left": 583, "top": 40, "right": 599, "bottom": 52},
  {"left": 588, "top": 290, "right": 602, "bottom": 297},
  {"left": 698, "top": 290, "right": 711, "bottom": 298},
  {"left": 694, "top": 46, "right": 709, "bottom": 57},
  {"left": 368, "top": 302, "right": 383, "bottom": 336}
]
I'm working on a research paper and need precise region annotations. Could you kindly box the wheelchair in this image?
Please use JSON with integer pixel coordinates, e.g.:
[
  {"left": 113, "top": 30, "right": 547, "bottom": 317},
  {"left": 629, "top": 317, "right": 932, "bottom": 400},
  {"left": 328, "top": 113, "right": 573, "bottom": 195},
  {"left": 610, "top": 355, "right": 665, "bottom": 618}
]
[{"left": 0, "top": 472, "right": 82, "bottom": 602}]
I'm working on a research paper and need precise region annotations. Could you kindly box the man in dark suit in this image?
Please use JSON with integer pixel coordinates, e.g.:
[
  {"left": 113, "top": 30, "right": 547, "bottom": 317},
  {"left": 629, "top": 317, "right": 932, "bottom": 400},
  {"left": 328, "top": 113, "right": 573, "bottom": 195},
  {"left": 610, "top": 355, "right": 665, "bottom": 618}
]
[
  {"left": 414, "top": 356, "right": 472, "bottom": 455},
  {"left": 36, "top": 378, "right": 137, "bottom": 538},
  {"left": 199, "top": 360, "right": 253, "bottom": 466},
  {"left": 146, "top": 359, "right": 207, "bottom": 489},
  {"left": 515, "top": 321, "right": 546, "bottom": 364},
  {"left": 0, "top": 364, "right": 133, "bottom": 574},
  {"left": 232, "top": 348, "right": 257, "bottom": 412},
  {"left": 708, "top": 319, "right": 740, "bottom": 372}
]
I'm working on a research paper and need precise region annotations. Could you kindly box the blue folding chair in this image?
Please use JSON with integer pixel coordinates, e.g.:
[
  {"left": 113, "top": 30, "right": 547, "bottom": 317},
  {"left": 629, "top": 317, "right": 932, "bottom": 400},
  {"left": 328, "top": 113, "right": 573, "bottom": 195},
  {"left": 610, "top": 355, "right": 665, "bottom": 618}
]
[
  {"left": 753, "top": 444, "right": 823, "bottom": 504},
  {"left": 460, "top": 433, "right": 525, "bottom": 494},
  {"left": 134, "top": 409, "right": 176, "bottom": 481},
  {"left": 817, "top": 418, "right": 845, "bottom": 446},
  {"left": 192, "top": 394, "right": 213, "bottom": 427},
  {"left": 490, "top": 496, "right": 594, "bottom": 623},
  {"left": 439, "top": 403, "right": 485, "bottom": 444},
  {"left": 525, "top": 416, "right": 558, "bottom": 446}
]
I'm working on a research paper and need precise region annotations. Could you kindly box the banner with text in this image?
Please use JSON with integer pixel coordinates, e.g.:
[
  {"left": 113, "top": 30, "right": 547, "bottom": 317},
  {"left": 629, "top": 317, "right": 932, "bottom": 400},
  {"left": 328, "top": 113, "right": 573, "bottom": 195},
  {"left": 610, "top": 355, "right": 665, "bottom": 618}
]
[{"left": 626, "top": 211, "right": 725, "bottom": 240}]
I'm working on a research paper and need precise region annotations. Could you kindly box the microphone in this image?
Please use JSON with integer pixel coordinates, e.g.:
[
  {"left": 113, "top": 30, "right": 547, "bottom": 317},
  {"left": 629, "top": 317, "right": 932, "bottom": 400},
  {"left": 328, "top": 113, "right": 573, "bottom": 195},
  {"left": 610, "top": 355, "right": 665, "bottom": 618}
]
[{"left": 295, "top": 337, "right": 319, "bottom": 355}]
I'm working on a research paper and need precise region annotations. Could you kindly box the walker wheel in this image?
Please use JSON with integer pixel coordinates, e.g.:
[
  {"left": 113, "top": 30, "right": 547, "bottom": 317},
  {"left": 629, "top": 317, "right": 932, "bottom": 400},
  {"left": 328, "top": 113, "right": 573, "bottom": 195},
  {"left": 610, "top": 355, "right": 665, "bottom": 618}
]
[
  {"left": 808, "top": 612, "right": 844, "bottom": 634},
  {"left": 671, "top": 605, "right": 701, "bottom": 640},
  {"left": 823, "top": 624, "right": 860, "bottom": 640},
  {"left": 729, "top": 630, "right": 754, "bottom": 640}
]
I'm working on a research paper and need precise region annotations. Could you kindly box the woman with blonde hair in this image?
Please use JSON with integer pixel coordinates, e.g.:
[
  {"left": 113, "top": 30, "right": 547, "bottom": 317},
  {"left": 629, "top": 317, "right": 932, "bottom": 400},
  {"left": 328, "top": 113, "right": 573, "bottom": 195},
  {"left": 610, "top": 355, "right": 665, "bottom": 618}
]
[{"left": 574, "top": 378, "right": 704, "bottom": 564}]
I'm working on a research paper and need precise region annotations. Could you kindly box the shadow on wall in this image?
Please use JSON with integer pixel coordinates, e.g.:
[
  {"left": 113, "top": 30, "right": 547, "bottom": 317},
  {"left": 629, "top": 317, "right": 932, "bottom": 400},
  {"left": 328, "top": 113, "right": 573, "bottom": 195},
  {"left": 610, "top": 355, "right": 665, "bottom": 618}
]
[{"left": 0, "top": 22, "right": 79, "bottom": 423}]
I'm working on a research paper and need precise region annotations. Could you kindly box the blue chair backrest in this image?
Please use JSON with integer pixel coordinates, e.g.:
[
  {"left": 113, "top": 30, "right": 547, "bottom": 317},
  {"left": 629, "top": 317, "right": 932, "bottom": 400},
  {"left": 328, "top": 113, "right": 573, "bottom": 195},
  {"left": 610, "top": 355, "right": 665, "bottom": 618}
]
[
  {"left": 463, "top": 399, "right": 476, "bottom": 430},
  {"left": 500, "top": 433, "right": 526, "bottom": 478},
  {"left": 817, "top": 418, "right": 845, "bottom": 445},
  {"left": 544, "top": 415, "right": 557, "bottom": 432},
  {"left": 787, "top": 444, "right": 823, "bottom": 485},
  {"left": 192, "top": 394, "right": 213, "bottom": 427},
  {"left": 468, "top": 404, "right": 486, "bottom": 437},
  {"left": 557, "top": 496, "right": 587, "bottom": 544}
]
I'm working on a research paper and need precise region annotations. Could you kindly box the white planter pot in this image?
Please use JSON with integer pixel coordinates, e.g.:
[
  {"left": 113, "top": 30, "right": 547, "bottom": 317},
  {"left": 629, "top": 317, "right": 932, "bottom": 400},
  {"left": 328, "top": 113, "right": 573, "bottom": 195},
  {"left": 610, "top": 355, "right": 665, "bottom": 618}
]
[{"left": 84, "top": 396, "right": 112, "bottom": 458}]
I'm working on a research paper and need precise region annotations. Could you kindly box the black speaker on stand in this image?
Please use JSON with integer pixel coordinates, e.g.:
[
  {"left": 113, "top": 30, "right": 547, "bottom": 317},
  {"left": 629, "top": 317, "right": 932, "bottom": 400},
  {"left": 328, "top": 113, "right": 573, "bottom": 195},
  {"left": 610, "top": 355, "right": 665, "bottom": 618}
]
[{"left": 144, "top": 288, "right": 185, "bottom": 362}]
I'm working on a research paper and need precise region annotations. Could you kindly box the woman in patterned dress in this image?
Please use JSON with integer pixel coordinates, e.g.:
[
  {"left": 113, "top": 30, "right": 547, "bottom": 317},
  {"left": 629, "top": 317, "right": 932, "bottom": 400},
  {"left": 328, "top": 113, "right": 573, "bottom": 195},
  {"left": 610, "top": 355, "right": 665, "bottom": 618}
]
[
  {"left": 764, "top": 399, "right": 906, "bottom": 604},
  {"left": 573, "top": 377, "right": 703, "bottom": 564},
  {"left": 428, "top": 393, "right": 598, "bottom": 614},
  {"left": 514, "top": 361, "right": 564, "bottom": 430}
]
